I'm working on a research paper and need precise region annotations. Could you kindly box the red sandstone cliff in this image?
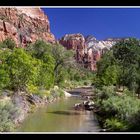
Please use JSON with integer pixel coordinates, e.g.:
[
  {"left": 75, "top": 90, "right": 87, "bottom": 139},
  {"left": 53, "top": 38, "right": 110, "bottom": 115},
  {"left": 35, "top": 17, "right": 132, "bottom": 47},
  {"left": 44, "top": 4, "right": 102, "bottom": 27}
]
[
  {"left": 0, "top": 8, "right": 123, "bottom": 71},
  {"left": 59, "top": 33, "right": 86, "bottom": 64},
  {"left": 0, "top": 8, "right": 55, "bottom": 47},
  {"left": 59, "top": 33, "right": 96, "bottom": 70},
  {"left": 59, "top": 34, "right": 122, "bottom": 71}
]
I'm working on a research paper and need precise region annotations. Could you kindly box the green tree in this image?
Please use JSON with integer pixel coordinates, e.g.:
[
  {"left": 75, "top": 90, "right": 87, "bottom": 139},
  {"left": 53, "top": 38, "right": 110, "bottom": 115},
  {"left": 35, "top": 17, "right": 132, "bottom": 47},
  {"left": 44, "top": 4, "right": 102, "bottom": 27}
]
[
  {"left": 6, "top": 48, "right": 39, "bottom": 92},
  {"left": 96, "top": 50, "right": 120, "bottom": 86},
  {"left": 52, "top": 44, "right": 74, "bottom": 83},
  {"left": 0, "top": 49, "right": 12, "bottom": 89},
  {"left": 26, "top": 40, "right": 55, "bottom": 89},
  {"left": 100, "top": 65, "right": 121, "bottom": 86},
  {"left": 37, "top": 57, "right": 55, "bottom": 89},
  {"left": 96, "top": 38, "right": 140, "bottom": 94},
  {"left": 112, "top": 38, "right": 140, "bottom": 92}
]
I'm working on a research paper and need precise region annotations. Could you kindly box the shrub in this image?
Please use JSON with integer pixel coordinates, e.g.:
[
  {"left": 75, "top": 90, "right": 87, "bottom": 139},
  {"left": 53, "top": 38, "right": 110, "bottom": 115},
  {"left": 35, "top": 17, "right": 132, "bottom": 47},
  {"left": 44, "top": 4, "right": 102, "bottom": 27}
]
[
  {"left": 123, "top": 88, "right": 134, "bottom": 97},
  {"left": 94, "top": 86, "right": 116, "bottom": 102},
  {"left": 84, "top": 81, "right": 88, "bottom": 85},
  {"left": 0, "top": 99, "right": 18, "bottom": 132},
  {"left": 104, "top": 118, "right": 128, "bottom": 131},
  {"left": 102, "top": 95, "right": 140, "bottom": 120},
  {"left": 1, "top": 38, "right": 16, "bottom": 50},
  {"left": 31, "top": 89, "right": 51, "bottom": 99},
  {"left": 27, "top": 84, "right": 38, "bottom": 94},
  {"left": 57, "top": 89, "right": 65, "bottom": 97},
  {"left": 50, "top": 89, "right": 58, "bottom": 98},
  {"left": 95, "top": 85, "right": 140, "bottom": 131}
]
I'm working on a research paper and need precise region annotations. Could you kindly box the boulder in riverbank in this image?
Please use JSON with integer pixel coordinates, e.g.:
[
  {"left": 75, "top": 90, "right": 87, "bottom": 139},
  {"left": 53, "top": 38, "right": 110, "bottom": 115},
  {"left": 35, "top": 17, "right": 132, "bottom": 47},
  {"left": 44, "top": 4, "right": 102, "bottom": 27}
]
[
  {"left": 74, "top": 100, "right": 95, "bottom": 111},
  {"left": 64, "top": 91, "right": 72, "bottom": 97}
]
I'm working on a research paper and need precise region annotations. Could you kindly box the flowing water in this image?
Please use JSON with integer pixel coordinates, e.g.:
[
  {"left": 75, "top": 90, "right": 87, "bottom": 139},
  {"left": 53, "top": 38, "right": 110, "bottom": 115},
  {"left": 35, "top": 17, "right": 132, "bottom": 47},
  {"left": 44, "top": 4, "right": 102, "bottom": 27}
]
[{"left": 18, "top": 94, "right": 100, "bottom": 132}]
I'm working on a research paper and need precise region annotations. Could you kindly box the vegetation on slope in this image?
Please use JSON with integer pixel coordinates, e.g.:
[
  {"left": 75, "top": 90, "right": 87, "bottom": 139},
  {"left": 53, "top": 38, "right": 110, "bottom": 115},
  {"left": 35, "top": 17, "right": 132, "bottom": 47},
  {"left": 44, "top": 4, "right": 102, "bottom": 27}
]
[
  {"left": 0, "top": 38, "right": 94, "bottom": 132},
  {"left": 94, "top": 38, "right": 140, "bottom": 131}
]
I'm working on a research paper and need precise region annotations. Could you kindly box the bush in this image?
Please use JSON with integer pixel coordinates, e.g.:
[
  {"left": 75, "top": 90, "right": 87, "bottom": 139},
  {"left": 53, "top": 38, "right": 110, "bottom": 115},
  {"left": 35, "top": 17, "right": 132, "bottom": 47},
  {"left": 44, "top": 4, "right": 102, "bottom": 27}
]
[
  {"left": 123, "top": 88, "right": 134, "bottom": 97},
  {"left": 94, "top": 86, "right": 116, "bottom": 102},
  {"left": 84, "top": 81, "right": 88, "bottom": 86},
  {"left": 57, "top": 89, "right": 65, "bottom": 97},
  {"left": 0, "top": 99, "right": 18, "bottom": 132},
  {"left": 1, "top": 38, "right": 16, "bottom": 50},
  {"left": 50, "top": 87, "right": 65, "bottom": 98},
  {"left": 104, "top": 118, "right": 128, "bottom": 131},
  {"left": 27, "top": 84, "right": 38, "bottom": 94},
  {"left": 35, "top": 90, "right": 50, "bottom": 98},
  {"left": 95, "top": 86, "right": 140, "bottom": 131},
  {"left": 101, "top": 95, "right": 140, "bottom": 121}
]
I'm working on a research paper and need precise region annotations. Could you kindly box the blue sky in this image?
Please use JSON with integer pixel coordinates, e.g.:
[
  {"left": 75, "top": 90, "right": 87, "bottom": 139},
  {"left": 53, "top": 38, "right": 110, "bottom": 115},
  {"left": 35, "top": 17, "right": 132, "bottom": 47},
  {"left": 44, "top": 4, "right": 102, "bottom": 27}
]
[{"left": 42, "top": 8, "right": 140, "bottom": 40}]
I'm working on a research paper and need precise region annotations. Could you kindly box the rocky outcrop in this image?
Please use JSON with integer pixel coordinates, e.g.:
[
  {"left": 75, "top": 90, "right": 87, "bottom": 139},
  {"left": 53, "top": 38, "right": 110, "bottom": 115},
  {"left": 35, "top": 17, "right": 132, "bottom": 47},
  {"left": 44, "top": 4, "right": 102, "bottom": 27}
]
[
  {"left": 74, "top": 100, "right": 95, "bottom": 111},
  {"left": 12, "top": 94, "right": 30, "bottom": 125},
  {"left": 59, "top": 34, "right": 123, "bottom": 71},
  {"left": 63, "top": 91, "right": 72, "bottom": 97},
  {"left": 0, "top": 8, "right": 55, "bottom": 47},
  {"left": 85, "top": 35, "right": 122, "bottom": 70},
  {"left": 59, "top": 33, "right": 86, "bottom": 64}
]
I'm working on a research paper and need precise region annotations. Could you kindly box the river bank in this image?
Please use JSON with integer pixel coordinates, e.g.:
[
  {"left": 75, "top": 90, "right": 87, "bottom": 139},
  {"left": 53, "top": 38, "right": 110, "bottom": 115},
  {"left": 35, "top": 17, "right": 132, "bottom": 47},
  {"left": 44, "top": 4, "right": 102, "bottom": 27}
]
[
  {"left": 91, "top": 86, "right": 140, "bottom": 132},
  {"left": 0, "top": 86, "right": 72, "bottom": 132},
  {"left": 18, "top": 93, "right": 100, "bottom": 132},
  {"left": 0, "top": 86, "right": 102, "bottom": 132}
]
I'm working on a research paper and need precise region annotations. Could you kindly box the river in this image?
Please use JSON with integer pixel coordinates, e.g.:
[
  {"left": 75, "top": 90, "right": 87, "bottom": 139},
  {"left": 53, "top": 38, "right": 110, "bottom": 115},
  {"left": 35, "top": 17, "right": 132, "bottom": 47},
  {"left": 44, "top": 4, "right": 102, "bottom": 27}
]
[{"left": 18, "top": 88, "right": 100, "bottom": 132}]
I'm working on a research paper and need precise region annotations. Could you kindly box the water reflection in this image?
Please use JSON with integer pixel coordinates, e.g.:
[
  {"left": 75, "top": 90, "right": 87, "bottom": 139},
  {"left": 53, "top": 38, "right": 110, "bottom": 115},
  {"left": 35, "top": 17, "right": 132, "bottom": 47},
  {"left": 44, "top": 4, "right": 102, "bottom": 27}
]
[
  {"left": 48, "top": 110, "right": 83, "bottom": 115},
  {"left": 18, "top": 96, "right": 100, "bottom": 132}
]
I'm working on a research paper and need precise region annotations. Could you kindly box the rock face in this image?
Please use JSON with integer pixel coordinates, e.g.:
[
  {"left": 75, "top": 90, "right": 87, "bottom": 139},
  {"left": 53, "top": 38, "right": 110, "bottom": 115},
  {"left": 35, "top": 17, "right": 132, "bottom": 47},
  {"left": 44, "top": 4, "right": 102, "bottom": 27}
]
[
  {"left": 59, "top": 34, "right": 123, "bottom": 71},
  {"left": 0, "top": 8, "right": 55, "bottom": 47},
  {"left": 85, "top": 35, "right": 122, "bottom": 70},
  {"left": 59, "top": 33, "right": 86, "bottom": 64}
]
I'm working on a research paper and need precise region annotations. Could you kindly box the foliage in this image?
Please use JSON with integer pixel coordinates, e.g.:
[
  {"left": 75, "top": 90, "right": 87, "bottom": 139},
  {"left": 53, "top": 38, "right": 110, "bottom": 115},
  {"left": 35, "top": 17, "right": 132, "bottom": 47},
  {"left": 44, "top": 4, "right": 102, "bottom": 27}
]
[
  {"left": 96, "top": 50, "right": 121, "bottom": 87},
  {"left": 6, "top": 48, "right": 39, "bottom": 92},
  {"left": 36, "top": 59, "right": 55, "bottom": 89},
  {"left": 0, "top": 38, "right": 98, "bottom": 132},
  {"left": 0, "top": 63, "right": 10, "bottom": 90},
  {"left": 57, "top": 88, "right": 65, "bottom": 97},
  {"left": 95, "top": 85, "right": 140, "bottom": 131},
  {"left": 27, "top": 84, "right": 38, "bottom": 94},
  {"left": 27, "top": 40, "right": 69, "bottom": 87},
  {"left": 1, "top": 38, "right": 16, "bottom": 50},
  {"left": 0, "top": 99, "right": 18, "bottom": 132},
  {"left": 50, "top": 88, "right": 64, "bottom": 98},
  {"left": 33, "top": 89, "right": 51, "bottom": 98},
  {"left": 52, "top": 44, "right": 75, "bottom": 85},
  {"left": 96, "top": 38, "right": 140, "bottom": 95},
  {"left": 27, "top": 40, "right": 52, "bottom": 59},
  {"left": 26, "top": 39, "right": 95, "bottom": 88},
  {"left": 104, "top": 118, "right": 128, "bottom": 131},
  {"left": 94, "top": 86, "right": 116, "bottom": 101}
]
